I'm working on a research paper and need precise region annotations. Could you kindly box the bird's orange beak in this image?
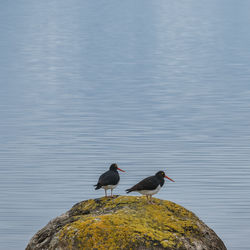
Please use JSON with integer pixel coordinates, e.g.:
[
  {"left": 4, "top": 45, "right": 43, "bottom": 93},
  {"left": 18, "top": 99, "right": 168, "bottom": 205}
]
[
  {"left": 117, "top": 167, "right": 125, "bottom": 172},
  {"left": 165, "top": 175, "right": 175, "bottom": 182}
]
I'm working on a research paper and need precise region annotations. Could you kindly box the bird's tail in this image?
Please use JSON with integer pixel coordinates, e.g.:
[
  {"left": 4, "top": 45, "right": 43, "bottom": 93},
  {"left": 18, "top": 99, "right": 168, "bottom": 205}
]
[
  {"left": 94, "top": 183, "right": 102, "bottom": 190},
  {"left": 126, "top": 188, "right": 132, "bottom": 193}
]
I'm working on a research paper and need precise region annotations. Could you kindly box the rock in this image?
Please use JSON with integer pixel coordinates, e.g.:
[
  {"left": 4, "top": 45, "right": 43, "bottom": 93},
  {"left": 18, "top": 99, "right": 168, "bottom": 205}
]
[{"left": 26, "top": 196, "right": 226, "bottom": 250}]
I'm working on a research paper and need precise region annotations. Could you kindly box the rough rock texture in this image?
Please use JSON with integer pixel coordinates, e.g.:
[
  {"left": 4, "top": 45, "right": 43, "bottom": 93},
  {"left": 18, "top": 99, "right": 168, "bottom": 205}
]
[{"left": 26, "top": 196, "right": 226, "bottom": 250}]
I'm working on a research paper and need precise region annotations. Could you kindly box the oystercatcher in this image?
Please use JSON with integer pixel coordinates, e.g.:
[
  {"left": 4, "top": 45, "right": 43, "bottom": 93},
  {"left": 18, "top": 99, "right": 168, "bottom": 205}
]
[
  {"left": 126, "top": 171, "right": 174, "bottom": 203},
  {"left": 94, "top": 163, "right": 125, "bottom": 197}
]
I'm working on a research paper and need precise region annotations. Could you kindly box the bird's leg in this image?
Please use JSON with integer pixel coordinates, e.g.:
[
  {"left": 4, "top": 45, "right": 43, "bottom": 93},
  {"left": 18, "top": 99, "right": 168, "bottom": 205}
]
[
  {"left": 146, "top": 195, "right": 150, "bottom": 203},
  {"left": 150, "top": 195, "right": 154, "bottom": 204},
  {"left": 149, "top": 195, "right": 152, "bottom": 204},
  {"left": 111, "top": 189, "right": 113, "bottom": 198},
  {"left": 105, "top": 189, "right": 107, "bottom": 197}
]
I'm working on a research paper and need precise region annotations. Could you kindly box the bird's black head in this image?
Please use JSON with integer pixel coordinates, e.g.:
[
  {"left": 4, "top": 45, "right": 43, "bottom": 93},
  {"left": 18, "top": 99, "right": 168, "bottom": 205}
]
[
  {"left": 109, "top": 163, "right": 125, "bottom": 172},
  {"left": 155, "top": 171, "right": 175, "bottom": 182},
  {"left": 155, "top": 171, "right": 166, "bottom": 179},
  {"left": 110, "top": 163, "right": 118, "bottom": 171}
]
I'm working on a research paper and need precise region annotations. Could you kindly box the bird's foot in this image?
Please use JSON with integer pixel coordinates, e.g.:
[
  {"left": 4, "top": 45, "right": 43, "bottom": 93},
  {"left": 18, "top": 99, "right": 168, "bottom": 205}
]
[{"left": 148, "top": 196, "right": 155, "bottom": 204}]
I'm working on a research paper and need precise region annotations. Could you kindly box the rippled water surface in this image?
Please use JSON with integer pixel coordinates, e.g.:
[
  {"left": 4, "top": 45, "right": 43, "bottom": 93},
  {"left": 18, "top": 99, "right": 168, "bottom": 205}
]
[{"left": 1, "top": 1, "right": 250, "bottom": 249}]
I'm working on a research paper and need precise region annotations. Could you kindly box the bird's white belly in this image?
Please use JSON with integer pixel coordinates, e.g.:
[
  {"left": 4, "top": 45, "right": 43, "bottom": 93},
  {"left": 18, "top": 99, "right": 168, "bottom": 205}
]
[
  {"left": 138, "top": 185, "right": 161, "bottom": 195},
  {"left": 102, "top": 184, "right": 118, "bottom": 190}
]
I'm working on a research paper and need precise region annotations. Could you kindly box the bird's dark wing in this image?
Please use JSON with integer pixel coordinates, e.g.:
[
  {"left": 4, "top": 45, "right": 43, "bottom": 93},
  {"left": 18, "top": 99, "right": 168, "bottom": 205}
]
[
  {"left": 97, "top": 170, "right": 120, "bottom": 186},
  {"left": 127, "top": 176, "right": 158, "bottom": 192}
]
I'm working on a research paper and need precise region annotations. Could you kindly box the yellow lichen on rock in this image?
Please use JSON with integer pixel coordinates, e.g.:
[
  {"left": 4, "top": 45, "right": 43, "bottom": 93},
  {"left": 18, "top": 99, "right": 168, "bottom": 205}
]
[
  {"left": 26, "top": 196, "right": 227, "bottom": 250},
  {"left": 57, "top": 196, "right": 202, "bottom": 249}
]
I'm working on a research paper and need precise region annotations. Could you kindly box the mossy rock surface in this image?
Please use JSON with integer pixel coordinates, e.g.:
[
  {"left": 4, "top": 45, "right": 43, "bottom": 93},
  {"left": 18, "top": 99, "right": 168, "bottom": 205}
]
[{"left": 26, "top": 196, "right": 226, "bottom": 250}]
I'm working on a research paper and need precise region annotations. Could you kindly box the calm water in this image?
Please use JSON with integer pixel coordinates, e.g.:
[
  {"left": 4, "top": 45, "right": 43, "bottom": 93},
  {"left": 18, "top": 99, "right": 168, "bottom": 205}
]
[{"left": 1, "top": 1, "right": 250, "bottom": 249}]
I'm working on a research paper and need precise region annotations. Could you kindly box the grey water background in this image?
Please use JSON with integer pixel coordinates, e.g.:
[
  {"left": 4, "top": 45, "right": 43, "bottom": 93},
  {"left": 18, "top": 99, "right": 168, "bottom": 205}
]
[{"left": 0, "top": 0, "right": 250, "bottom": 249}]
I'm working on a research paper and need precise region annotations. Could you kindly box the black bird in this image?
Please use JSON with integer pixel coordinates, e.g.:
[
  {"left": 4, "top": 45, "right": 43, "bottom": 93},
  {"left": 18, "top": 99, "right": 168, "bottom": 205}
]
[
  {"left": 126, "top": 171, "right": 174, "bottom": 203},
  {"left": 94, "top": 163, "right": 125, "bottom": 197}
]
